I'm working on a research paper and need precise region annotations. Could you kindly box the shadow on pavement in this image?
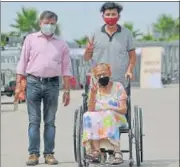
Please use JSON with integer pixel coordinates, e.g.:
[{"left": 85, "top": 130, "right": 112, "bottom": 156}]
[{"left": 56, "top": 160, "right": 179, "bottom": 167}]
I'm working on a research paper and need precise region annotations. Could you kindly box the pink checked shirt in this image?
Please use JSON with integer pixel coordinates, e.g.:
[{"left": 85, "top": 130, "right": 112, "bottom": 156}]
[{"left": 16, "top": 32, "right": 72, "bottom": 77}]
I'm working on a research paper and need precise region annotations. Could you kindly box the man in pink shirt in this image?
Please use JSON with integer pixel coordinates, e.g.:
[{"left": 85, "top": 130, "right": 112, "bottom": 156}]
[{"left": 15, "top": 11, "right": 72, "bottom": 166}]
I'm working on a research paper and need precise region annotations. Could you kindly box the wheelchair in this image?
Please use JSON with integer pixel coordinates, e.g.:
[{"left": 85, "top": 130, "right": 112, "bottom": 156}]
[{"left": 73, "top": 77, "right": 144, "bottom": 167}]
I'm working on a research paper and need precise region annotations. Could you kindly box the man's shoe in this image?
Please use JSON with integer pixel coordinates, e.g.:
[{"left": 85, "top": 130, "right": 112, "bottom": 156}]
[
  {"left": 26, "top": 154, "right": 39, "bottom": 166},
  {"left": 44, "top": 154, "right": 59, "bottom": 165}
]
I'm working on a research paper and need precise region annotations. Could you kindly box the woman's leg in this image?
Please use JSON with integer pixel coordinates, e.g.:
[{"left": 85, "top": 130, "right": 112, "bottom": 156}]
[
  {"left": 91, "top": 140, "right": 100, "bottom": 152},
  {"left": 106, "top": 128, "right": 123, "bottom": 164},
  {"left": 82, "top": 112, "right": 101, "bottom": 159},
  {"left": 114, "top": 141, "right": 121, "bottom": 153},
  {"left": 91, "top": 140, "right": 101, "bottom": 162}
]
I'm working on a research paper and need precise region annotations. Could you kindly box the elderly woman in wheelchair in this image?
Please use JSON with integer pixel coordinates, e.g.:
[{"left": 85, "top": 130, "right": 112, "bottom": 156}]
[{"left": 82, "top": 63, "right": 128, "bottom": 165}]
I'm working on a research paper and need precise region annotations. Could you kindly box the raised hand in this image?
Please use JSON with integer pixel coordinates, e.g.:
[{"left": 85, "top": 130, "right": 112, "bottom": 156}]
[
  {"left": 84, "top": 36, "right": 94, "bottom": 61},
  {"left": 90, "top": 78, "right": 98, "bottom": 95}
]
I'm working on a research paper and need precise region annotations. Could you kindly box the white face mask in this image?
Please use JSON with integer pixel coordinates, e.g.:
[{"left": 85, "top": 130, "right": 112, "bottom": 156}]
[{"left": 41, "top": 24, "right": 56, "bottom": 36}]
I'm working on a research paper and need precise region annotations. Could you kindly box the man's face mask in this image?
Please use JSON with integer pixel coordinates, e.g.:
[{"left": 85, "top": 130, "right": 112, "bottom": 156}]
[
  {"left": 41, "top": 24, "right": 56, "bottom": 36},
  {"left": 103, "top": 17, "right": 119, "bottom": 26},
  {"left": 103, "top": 9, "right": 120, "bottom": 26},
  {"left": 98, "top": 76, "right": 110, "bottom": 87}
]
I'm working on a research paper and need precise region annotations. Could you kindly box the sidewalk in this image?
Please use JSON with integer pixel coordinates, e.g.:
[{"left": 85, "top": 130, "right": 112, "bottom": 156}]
[
  {"left": 1, "top": 86, "right": 179, "bottom": 167},
  {"left": 168, "top": 162, "right": 179, "bottom": 167}
]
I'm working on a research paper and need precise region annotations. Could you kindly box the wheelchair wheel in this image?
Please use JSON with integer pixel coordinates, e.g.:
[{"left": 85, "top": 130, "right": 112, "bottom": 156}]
[
  {"left": 139, "top": 107, "right": 144, "bottom": 163},
  {"left": 76, "top": 106, "right": 86, "bottom": 167},
  {"left": 134, "top": 106, "right": 141, "bottom": 166},
  {"left": 73, "top": 109, "right": 78, "bottom": 162}
]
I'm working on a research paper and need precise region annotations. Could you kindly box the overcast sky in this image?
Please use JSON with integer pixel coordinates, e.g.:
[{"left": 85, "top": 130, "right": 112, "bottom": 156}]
[{"left": 1, "top": 1, "right": 179, "bottom": 41}]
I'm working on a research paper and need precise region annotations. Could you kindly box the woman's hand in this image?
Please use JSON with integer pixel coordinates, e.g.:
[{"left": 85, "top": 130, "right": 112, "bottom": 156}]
[
  {"left": 106, "top": 107, "right": 127, "bottom": 115},
  {"left": 88, "top": 79, "right": 98, "bottom": 111},
  {"left": 90, "top": 78, "right": 98, "bottom": 95},
  {"left": 114, "top": 107, "right": 127, "bottom": 115}
]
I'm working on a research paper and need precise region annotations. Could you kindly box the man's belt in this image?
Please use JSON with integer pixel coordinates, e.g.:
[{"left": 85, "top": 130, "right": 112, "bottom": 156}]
[{"left": 27, "top": 74, "right": 59, "bottom": 82}]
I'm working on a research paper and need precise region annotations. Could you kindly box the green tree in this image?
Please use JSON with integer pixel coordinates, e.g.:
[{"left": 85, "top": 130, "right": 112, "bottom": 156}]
[
  {"left": 152, "top": 14, "right": 178, "bottom": 40},
  {"left": 167, "top": 34, "right": 179, "bottom": 41},
  {"left": 10, "top": 7, "right": 39, "bottom": 33},
  {"left": 168, "top": 17, "right": 179, "bottom": 41},
  {"left": 74, "top": 36, "right": 88, "bottom": 48},
  {"left": 10, "top": 7, "right": 60, "bottom": 36},
  {"left": 8, "top": 31, "right": 21, "bottom": 38},
  {"left": 174, "top": 17, "right": 180, "bottom": 36},
  {"left": 141, "top": 34, "right": 155, "bottom": 41},
  {"left": 123, "top": 22, "right": 143, "bottom": 38},
  {"left": 1, "top": 33, "right": 9, "bottom": 47}
]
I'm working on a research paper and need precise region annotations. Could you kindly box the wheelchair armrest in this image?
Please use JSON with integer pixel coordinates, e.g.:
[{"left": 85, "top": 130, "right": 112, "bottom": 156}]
[{"left": 119, "top": 127, "right": 129, "bottom": 133}]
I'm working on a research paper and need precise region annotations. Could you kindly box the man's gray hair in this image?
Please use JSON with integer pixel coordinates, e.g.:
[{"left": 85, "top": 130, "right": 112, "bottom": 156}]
[{"left": 40, "top": 11, "right": 58, "bottom": 21}]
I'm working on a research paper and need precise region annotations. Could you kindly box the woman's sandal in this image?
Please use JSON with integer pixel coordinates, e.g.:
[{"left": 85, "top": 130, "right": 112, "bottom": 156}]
[
  {"left": 86, "top": 150, "right": 101, "bottom": 163},
  {"left": 109, "top": 152, "right": 123, "bottom": 165},
  {"left": 92, "top": 150, "right": 101, "bottom": 163}
]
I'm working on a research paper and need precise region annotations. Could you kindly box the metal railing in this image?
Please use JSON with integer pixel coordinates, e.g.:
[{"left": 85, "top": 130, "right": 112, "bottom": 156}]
[
  {"left": 1, "top": 41, "right": 179, "bottom": 89},
  {"left": 68, "top": 41, "right": 179, "bottom": 87}
]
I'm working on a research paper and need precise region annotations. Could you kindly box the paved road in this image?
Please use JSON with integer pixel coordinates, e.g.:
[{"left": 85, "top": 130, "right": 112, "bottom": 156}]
[{"left": 1, "top": 86, "right": 179, "bottom": 167}]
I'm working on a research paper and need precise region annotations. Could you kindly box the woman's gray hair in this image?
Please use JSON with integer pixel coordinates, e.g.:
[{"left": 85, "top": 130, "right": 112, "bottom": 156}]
[{"left": 40, "top": 11, "right": 58, "bottom": 21}]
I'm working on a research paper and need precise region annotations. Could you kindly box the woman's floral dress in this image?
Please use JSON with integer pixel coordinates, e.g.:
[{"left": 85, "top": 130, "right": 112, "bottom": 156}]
[{"left": 82, "top": 82, "right": 128, "bottom": 150}]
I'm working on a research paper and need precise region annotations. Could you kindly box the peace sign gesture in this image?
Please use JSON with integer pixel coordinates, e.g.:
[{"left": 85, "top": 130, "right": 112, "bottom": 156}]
[
  {"left": 84, "top": 36, "right": 95, "bottom": 61},
  {"left": 90, "top": 78, "right": 98, "bottom": 95},
  {"left": 87, "top": 36, "right": 94, "bottom": 49}
]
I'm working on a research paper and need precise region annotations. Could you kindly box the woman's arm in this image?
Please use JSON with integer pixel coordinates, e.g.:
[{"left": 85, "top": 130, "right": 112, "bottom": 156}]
[
  {"left": 88, "top": 91, "right": 96, "bottom": 111},
  {"left": 114, "top": 99, "right": 127, "bottom": 115},
  {"left": 87, "top": 79, "right": 98, "bottom": 111},
  {"left": 114, "top": 82, "right": 128, "bottom": 115}
]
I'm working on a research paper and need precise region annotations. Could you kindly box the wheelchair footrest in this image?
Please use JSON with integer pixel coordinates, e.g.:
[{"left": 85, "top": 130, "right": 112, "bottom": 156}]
[
  {"left": 100, "top": 148, "right": 114, "bottom": 154},
  {"left": 100, "top": 149, "right": 129, "bottom": 154}
]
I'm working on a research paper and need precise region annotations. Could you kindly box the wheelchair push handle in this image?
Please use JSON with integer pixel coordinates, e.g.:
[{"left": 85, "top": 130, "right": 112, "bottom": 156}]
[
  {"left": 126, "top": 75, "right": 131, "bottom": 96},
  {"left": 126, "top": 75, "right": 131, "bottom": 87}
]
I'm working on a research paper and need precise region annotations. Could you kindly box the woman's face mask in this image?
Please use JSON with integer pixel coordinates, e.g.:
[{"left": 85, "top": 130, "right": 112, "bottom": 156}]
[
  {"left": 41, "top": 24, "right": 56, "bottom": 36},
  {"left": 98, "top": 76, "right": 110, "bottom": 87}
]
